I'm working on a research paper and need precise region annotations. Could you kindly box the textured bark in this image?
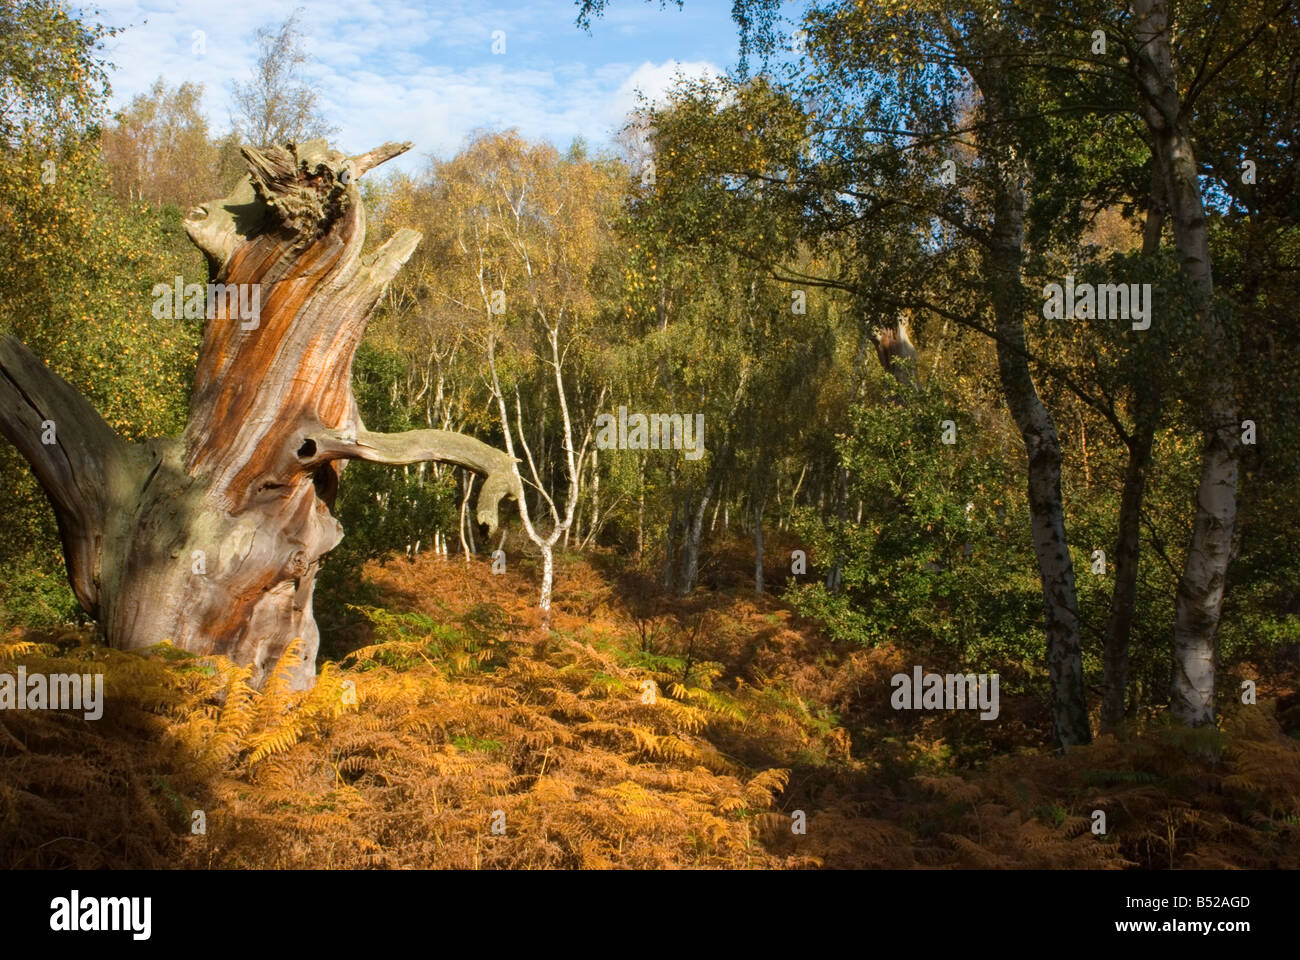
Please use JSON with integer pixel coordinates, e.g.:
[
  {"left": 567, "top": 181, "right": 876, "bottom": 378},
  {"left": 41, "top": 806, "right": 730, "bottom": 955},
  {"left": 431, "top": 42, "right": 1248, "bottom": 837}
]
[
  {"left": 0, "top": 337, "right": 124, "bottom": 616},
  {"left": 954, "top": 28, "right": 1092, "bottom": 747},
  {"left": 1133, "top": 0, "right": 1239, "bottom": 726},
  {"left": 984, "top": 143, "right": 1092, "bottom": 750},
  {"left": 677, "top": 473, "right": 717, "bottom": 598},
  {"left": 0, "top": 138, "right": 519, "bottom": 689}
]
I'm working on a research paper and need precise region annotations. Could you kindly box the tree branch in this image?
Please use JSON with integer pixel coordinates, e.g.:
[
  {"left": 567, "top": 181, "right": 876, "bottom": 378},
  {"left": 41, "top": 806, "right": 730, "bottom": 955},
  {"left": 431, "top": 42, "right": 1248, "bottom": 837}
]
[
  {"left": 0, "top": 335, "right": 125, "bottom": 613},
  {"left": 300, "top": 426, "right": 521, "bottom": 533}
]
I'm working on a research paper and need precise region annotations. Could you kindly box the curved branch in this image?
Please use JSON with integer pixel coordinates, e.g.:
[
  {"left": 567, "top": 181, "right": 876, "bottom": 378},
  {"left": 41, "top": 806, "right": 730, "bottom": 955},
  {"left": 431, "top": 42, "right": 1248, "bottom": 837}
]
[
  {"left": 0, "top": 335, "right": 125, "bottom": 613},
  {"left": 300, "top": 427, "right": 522, "bottom": 534}
]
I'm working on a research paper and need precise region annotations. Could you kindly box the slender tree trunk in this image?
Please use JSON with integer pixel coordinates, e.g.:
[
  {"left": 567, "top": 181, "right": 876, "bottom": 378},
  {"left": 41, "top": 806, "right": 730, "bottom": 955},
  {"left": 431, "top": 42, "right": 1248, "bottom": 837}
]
[
  {"left": 1102, "top": 420, "right": 1157, "bottom": 732},
  {"left": 677, "top": 493, "right": 708, "bottom": 597},
  {"left": 588, "top": 446, "right": 599, "bottom": 545},
  {"left": 485, "top": 360, "right": 558, "bottom": 616},
  {"left": 461, "top": 471, "right": 478, "bottom": 561},
  {"left": 787, "top": 462, "right": 807, "bottom": 529},
  {"left": 678, "top": 467, "right": 721, "bottom": 597},
  {"left": 1133, "top": 0, "right": 1239, "bottom": 727},
  {"left": 1101, "top": 174, "right": 1167, "bottom": 735},
  {"left": 539, "top": 545, "right": 554, "bottom": 610},
  {"left": 636, "top": 453, "right": 646, "bottom": 557},
  {"left": 983, "top": 128, "right": 1091, "bottom": 749},
  {"left": 753, "top": 493, "right": 766, "bottom": 595},
  {"left": 825, "top": 466, "right": 849, "bottom": 595},
  {"left": 0, "top": 139, "right": 518, "bottom": 689}
]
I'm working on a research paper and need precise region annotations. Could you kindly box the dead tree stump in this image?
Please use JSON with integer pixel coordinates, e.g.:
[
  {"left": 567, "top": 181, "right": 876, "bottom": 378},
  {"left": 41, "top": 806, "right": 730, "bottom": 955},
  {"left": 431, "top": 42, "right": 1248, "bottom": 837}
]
[{"left": 0, "top": 138, "right": 520, "bottom": 689}]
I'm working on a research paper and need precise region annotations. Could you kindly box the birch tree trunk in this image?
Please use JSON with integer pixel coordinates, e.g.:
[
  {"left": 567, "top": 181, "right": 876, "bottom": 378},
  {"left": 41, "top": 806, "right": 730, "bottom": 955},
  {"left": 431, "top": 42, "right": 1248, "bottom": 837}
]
[
  {"left": 636, "top": 453, "right": 647, "bottom": 557},
  {"left": 0, "top": 138, "right": 519, "bottom": 689},
  {"left": 678, "top": 465, "right": 722, "bottom": 597},
  {"left": 982, "top": 121, "right": 1092, "bottom": 749},
  {"left": 587, "top": 447, "right": 599, "bottom": 543},
  {"left": 1132, "top": 0, "right": 1239, "bottom": 727},
  {"left": 482, "top": 327, "right": 600, "bottom": 614},
  {"left": 460, "top": 472, "right": 480, "bottom": 562}
]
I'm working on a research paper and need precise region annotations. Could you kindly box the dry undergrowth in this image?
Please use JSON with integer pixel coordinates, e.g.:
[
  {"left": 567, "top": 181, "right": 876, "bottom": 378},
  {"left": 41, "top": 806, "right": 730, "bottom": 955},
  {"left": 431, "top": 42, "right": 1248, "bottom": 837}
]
[{"left": 0, "top": 547, "right": 1296, "bottom": 869}]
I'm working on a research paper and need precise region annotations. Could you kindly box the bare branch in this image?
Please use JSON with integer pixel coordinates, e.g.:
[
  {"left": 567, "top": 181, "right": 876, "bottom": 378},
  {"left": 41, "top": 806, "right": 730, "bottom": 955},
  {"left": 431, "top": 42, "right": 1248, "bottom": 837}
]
[
  {"left": 349, "top": 140, "right": 413, "bottom": 178},
  {"left": 0, "top": 335, "right": 125, "bottom": 613},
  {"left": 301, "top": 426, "right": 521, "bottom": 533}
]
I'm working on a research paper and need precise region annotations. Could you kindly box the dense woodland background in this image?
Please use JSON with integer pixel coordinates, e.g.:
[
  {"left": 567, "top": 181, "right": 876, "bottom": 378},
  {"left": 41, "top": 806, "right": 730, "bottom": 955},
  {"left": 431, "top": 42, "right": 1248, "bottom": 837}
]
[{"left": 0, "top": 0, "right": 1298, "bottom": 868}]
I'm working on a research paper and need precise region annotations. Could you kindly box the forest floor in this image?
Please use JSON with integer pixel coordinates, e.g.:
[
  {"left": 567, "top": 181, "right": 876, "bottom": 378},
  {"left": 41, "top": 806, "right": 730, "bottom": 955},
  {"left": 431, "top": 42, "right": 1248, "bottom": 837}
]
[{"left": 1, "top": 538, "right": 1298, "bottom": 868}]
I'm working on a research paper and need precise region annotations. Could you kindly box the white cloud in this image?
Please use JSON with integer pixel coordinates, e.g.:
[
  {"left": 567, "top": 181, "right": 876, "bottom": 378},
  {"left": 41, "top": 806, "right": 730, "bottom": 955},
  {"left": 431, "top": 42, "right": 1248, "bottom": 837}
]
[
  {"left": 605, "top": 59, "right": 724, "bottom": 128},
  {"left": 80, "top": 0, "right": 729, "bottom": 174}
]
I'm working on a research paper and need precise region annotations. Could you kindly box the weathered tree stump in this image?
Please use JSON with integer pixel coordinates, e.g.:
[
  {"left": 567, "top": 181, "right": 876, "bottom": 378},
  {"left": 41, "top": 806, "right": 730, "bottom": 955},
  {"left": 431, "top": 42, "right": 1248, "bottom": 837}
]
[{"left": 0, "top": 138, "right": 520, "bottom": 689}]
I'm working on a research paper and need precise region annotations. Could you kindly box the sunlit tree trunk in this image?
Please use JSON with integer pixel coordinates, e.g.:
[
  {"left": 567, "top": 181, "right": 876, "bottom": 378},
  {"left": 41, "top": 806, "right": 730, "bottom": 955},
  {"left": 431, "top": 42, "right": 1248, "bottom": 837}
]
[
  {"left": 678, "top": 465, "right": 722, "bottom": 597},
  {"left": 0, "top": 138, "right": 518, "bottom": 689},
  {"left": 1133, "top": 0, "right": 1239, "bottom": 727}
]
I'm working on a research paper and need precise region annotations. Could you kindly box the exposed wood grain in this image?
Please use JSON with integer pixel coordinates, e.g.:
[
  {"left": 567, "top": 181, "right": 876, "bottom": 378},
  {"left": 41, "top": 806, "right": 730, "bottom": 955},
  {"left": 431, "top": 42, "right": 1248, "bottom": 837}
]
[{"left": 0, "top": 136, "right": 517, "bottom": 690}]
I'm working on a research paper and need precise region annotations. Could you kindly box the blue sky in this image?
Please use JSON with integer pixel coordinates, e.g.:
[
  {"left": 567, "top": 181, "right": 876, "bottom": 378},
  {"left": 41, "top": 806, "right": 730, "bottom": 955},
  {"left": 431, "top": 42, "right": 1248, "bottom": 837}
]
[{"left": 83, "top": 0, "right": 753, "bottom": 174}]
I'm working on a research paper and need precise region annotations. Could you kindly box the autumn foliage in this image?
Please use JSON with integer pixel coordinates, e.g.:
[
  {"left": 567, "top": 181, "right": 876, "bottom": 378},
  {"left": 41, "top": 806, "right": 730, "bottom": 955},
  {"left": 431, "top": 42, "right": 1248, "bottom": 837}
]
[{"left": 2, "top": 544, "right": 1296, "bottom": 869}]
